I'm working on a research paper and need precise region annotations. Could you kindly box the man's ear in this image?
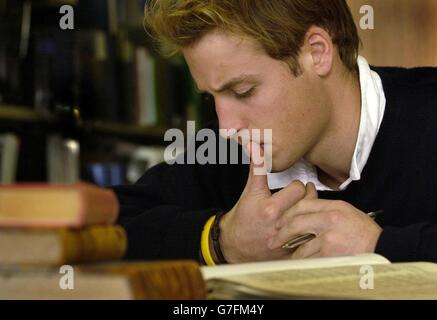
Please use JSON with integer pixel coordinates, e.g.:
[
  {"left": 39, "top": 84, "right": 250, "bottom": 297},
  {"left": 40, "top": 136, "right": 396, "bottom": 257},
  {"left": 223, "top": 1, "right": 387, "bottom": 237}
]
[{"left": 305, "top": 26, "right": 334, "bottom": 77}]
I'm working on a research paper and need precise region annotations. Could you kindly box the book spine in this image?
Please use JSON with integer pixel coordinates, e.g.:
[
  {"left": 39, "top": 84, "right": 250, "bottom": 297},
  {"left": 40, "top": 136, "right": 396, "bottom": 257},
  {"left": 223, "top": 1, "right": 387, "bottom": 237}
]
[
  {"left": 58, "top": 225, "right": 127, "bottom": 264},
  {"left": 115, "top": 261, "right": 208, "bottom": 300}
]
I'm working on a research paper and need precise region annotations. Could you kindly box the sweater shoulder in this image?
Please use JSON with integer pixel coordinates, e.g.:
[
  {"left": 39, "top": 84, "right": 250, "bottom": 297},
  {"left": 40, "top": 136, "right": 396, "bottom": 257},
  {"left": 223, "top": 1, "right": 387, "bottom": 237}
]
[
  {"left": 371, "top": 65, "right": 437, "bottom": 89},
  {"left": 371, "top": 66, "right": 437, "bottom": 120}
]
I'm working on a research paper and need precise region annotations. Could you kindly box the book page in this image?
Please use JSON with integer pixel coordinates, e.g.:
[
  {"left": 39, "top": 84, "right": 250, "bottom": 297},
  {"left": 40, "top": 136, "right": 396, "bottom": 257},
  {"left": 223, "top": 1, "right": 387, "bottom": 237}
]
[
  {"left": 201, "top": 253, "right": 390, "bottom": 280},
  {"left": 210, "top": 262, "right": 437, "bottom": 299}
]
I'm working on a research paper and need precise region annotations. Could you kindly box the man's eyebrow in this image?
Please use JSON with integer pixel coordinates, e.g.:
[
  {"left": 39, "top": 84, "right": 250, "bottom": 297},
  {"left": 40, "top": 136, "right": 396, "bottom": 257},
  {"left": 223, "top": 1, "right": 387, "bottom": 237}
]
[{"left": 195, "top": 75, "right": 259, "bottom": 94}]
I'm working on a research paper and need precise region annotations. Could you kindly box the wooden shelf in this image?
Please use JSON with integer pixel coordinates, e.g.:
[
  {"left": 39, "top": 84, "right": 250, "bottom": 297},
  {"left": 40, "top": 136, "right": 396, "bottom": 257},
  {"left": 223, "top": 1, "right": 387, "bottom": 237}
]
[
  {"left": 81, "top": 121, "right": 168, "bottom": 142},
  {"left": 0, "top": 104, "right": 168, "bottom": 143},
  {"left": 33, "top": 0, "right": 79, "bottom": 6},
  {"left": 0, "top": 104, "right": 57, "bottom": 123}
]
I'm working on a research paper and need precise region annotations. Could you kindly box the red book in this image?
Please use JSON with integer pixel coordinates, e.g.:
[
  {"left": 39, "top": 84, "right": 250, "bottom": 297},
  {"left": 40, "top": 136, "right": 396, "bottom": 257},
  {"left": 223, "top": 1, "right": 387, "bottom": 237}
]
[{"left": 0, "top": 183, "right": 119, "bottom": 228}]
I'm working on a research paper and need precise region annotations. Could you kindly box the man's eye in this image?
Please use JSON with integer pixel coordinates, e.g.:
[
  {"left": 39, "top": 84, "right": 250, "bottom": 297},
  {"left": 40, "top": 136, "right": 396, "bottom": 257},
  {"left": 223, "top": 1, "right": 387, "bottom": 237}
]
[{"left": 234, "top": 87, "right": 255, "bottom": 99}]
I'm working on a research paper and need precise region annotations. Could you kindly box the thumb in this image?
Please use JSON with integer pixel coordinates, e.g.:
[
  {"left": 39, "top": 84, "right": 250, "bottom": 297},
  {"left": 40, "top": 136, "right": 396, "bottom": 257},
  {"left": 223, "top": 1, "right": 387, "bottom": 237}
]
[
  {"left": 244, "top": 142, "right": 270, "bottom": 196},
  {"left": 304, "top": 182, "right": 318, "bottom": 200}
]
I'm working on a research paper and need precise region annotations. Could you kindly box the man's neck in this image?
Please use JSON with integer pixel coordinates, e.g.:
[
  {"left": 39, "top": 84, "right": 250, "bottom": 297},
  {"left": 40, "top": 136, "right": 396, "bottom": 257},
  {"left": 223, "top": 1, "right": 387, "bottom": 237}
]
[{"left": 305, "top": 65, "right": 362, "bottom": 190}]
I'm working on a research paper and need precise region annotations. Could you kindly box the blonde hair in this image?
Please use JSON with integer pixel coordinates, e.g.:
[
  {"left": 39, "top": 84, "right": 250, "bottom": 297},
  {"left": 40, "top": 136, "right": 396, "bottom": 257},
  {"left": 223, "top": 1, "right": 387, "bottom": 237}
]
[{"left": 145, "top": 0, "right": 360, "bottom": 74}]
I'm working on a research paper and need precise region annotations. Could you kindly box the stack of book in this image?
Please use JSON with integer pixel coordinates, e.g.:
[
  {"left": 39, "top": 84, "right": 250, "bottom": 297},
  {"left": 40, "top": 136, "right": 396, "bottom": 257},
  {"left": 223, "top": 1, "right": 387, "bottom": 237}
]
[
  {"left": 0, "top": 182, "right": 124, "bottom": 267},
  {"left": 0, "top": 182, "right": 205, "bottom": 300}
]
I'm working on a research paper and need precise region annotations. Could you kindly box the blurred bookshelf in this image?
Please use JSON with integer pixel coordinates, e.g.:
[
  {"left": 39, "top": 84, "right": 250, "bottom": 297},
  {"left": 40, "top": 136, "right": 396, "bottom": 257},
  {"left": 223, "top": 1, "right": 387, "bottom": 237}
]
[
  {"left": 0, "top": 104, "right": 57, "bottom": 123},
  {"left": 80, "top": 121, "right": 168, "bottom": 143},
  {"left": 0, "top": 0, "right": 216, "bottom": 185},
  {"left": 33, "top": 0, "right": 79, "bottom": 6},
  {"left": 0, "top": 103, "right": 167, "bottom": 142}
]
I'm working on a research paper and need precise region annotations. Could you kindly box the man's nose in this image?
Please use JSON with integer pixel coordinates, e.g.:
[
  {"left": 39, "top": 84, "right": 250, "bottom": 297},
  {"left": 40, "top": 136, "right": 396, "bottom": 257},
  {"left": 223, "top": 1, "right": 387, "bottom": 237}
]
[{"left": 215, "top": 98, "right": 246, "bottom": 138}]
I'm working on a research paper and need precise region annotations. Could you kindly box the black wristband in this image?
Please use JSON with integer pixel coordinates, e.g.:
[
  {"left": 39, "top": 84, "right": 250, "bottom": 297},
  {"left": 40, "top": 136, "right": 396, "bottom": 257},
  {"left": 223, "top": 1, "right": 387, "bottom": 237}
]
[{"left": 211, "top": 211, "right": 228, "bottom": 264}]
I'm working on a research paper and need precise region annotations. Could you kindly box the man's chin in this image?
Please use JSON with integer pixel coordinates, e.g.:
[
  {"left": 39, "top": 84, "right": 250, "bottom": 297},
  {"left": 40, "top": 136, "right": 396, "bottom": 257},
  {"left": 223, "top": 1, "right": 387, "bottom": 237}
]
[
  {"left": 269, "top": 157, "right": 301, "bottom": 173},
  {"left": 269, "top": 163, "right": 285, "bottom": 174}
]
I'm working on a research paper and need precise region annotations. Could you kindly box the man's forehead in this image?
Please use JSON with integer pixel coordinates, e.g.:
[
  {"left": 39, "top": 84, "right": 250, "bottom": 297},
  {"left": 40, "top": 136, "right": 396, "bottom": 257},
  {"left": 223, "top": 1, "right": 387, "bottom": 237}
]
[
  {"left": 183, "top": 33, "right": 265, "bottom": 93},
  {"left": 183, "top": 30, "right": 263, "bottom": 68}
]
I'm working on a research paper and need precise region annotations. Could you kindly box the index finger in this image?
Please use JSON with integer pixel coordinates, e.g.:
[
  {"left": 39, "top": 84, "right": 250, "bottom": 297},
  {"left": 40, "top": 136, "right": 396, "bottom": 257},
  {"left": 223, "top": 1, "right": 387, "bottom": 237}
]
[
  {"left": 271, "top": 180, "right": 306, "bottom": 213},
  {"left": 243, "top": 142, "right": 270, "bottom": 197}
]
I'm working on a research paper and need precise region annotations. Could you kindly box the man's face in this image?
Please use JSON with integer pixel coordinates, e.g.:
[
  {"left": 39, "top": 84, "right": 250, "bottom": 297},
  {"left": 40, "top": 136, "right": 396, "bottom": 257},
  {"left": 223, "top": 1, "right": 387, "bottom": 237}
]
[{"left": 183, "top": 30, "right": 330, "bottom": 172}]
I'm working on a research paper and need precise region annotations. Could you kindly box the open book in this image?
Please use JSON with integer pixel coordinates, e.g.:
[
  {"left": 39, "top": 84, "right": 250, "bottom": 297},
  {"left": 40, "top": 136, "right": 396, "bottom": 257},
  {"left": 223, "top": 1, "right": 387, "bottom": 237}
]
[
  {"left": 3, "top": 254, "right": 437, "bottom": 299},
  {"left": 202, "top": 253, "right": 437, "bottom": 299}
]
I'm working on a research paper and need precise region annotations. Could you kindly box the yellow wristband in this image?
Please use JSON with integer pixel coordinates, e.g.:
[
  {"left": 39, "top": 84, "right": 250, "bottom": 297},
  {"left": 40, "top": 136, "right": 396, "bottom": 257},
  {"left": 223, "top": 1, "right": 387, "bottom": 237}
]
[{"left": 201, "top": 215, "right": 216, "bottom": 266}]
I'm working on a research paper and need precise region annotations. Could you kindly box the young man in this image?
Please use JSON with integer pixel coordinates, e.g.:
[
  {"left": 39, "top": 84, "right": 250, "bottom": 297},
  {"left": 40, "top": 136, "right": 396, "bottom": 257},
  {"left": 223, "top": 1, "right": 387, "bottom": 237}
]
[{"left": 112, "top": 0, "right": 437, "bottom": 264}]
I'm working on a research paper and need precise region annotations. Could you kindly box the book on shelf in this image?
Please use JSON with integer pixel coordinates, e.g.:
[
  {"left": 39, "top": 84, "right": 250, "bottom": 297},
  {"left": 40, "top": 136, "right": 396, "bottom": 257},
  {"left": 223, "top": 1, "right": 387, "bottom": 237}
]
[
  {"left": 0, "top": 225, "right": 127, "bottom": 266},
  {"left": 3, "top": 253, "right": 437, "bottom": 300},
  {"left": 125, "top": 146, "right": 165, "bottom": 183},
  {"left": 134, "top": 46, "right": 158, "bottom": 126},
  {"left": 75, "top": 30, "right": 119, "bottom": 122},
  {"left": 46, "top": 135, "right": 80, "bottom": 184},
  {"left": 0, "top": 1, "right": 34, "bottom": 107},
  {"left": 155, "top": 58, "right": 188, "bottom": 128},
  {"left": 0, "top": 182, "right": 119, "bottom": 228},
  {"left": 0, "top": 133, "right": 20, "bottom": 183},
  {"left": 84, "top": 162, "right": 126, "bottom": 187},
  {"left": 76, "top": 0, "right": 115, "bottom": 33},
  {"left": 32, "top": 28, "right": 76, "bottom": 115},
  {"left": 116, "top": 36, "right": 136, "bottom": 124}
]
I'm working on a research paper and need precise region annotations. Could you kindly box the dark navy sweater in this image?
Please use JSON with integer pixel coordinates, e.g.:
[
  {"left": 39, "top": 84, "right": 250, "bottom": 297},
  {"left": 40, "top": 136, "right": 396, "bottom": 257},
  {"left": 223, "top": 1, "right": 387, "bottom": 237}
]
[{"left": 112, "top": 66, "right": 437, "bottom": 263}]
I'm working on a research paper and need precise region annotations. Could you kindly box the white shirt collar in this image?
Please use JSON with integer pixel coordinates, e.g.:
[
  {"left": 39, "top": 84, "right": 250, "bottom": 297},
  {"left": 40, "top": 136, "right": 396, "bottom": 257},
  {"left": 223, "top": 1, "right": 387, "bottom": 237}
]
[{"left": 267, "top": 56, "right": 386, "bottom": 191}]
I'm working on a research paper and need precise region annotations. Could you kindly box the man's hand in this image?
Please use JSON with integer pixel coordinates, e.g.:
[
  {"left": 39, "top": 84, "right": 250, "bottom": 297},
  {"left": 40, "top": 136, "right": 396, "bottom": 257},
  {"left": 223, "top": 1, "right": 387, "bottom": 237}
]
[
  {"left": 219, "top": 142, "right": 306, "bottom": 263},
  {"left": 268, "top": 196, "right": 383, "bottom": 259}
]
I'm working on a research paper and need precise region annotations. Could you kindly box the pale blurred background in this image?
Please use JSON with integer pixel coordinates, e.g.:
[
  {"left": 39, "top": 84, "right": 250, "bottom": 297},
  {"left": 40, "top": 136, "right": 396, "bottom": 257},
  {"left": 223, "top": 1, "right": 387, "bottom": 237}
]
[{"left": 347, "top": 0, "right": 437, "bottom": 67}]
